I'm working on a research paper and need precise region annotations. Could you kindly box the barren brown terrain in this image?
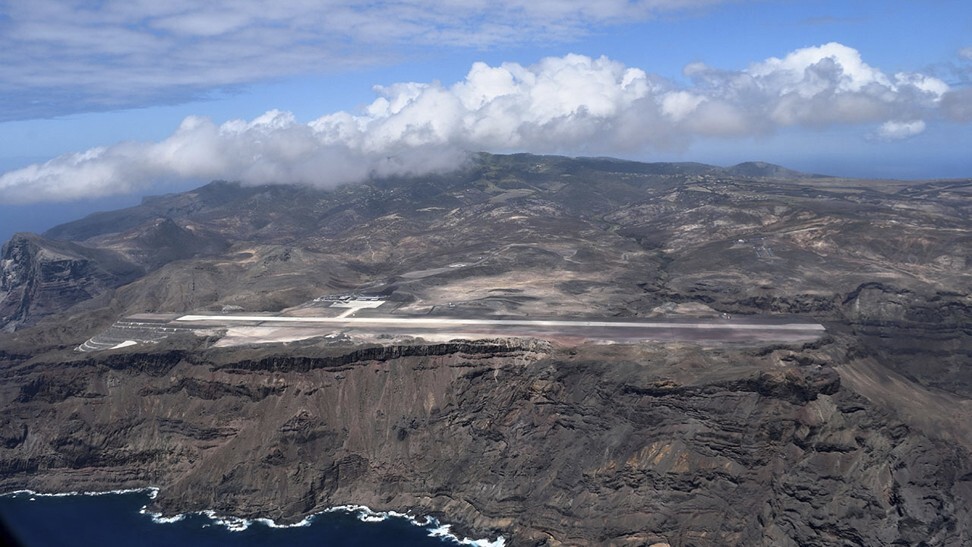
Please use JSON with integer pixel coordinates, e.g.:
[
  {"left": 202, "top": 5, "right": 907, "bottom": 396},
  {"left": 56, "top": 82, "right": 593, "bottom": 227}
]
[{"left": 1, "top": 153, "right": 970, "bottom": 545}]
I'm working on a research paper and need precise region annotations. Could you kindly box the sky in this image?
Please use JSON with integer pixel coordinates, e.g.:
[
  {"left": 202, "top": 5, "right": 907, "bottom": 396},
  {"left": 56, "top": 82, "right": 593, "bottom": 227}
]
[{"left": 0, "top": 0, "right": 970, "bottom": 239}]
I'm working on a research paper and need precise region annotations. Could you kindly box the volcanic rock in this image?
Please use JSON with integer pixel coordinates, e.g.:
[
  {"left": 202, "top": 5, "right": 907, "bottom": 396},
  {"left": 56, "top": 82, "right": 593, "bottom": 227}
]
[{"left": 0, "top": 153, "right": 970, "bottom": 545}]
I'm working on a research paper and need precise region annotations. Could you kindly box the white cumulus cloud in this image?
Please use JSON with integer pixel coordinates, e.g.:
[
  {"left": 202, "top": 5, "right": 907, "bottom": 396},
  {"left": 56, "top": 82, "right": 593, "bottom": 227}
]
[
  {"left": 0, "top": 44, "right": 963, "bottom": 204},
  {"left": 686, "top": 42, "right": 948, "bottom": 128}
]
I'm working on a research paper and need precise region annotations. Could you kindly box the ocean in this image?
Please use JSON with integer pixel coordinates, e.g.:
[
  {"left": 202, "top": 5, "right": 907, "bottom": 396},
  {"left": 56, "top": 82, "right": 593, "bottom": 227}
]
[{"left": 0, "top": 490, "right": 504, "bottom": 547}]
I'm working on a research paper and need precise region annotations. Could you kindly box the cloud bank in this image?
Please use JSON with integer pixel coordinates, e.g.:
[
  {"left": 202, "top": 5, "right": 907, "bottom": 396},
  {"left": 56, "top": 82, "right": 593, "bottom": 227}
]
[
  {"left": 0, "top": 43, "right": 966, "bottom": 204},
  {"left": 0, "top": 0, "right": 728, "bottom": 120}
]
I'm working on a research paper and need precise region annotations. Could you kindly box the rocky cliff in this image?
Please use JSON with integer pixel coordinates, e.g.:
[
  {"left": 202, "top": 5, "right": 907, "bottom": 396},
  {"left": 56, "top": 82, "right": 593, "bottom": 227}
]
[
  {"left": 1, "top": 335, "right": 969, "bottom": 545},
  {"left": 0, "top": 233, "right": 141, "bottom": 331}
]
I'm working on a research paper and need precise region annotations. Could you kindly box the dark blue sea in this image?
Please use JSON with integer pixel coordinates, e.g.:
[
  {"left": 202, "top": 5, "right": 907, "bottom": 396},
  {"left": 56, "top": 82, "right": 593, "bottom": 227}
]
[{"left": 0, "top": 490, "right": 504, "bottom": 547}]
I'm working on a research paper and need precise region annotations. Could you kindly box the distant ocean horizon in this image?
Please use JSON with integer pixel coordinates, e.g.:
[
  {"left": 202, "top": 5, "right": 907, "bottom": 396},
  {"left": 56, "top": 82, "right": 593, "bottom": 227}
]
[{"left": 0, "top": 489, "right": 505, "bottom": 547}]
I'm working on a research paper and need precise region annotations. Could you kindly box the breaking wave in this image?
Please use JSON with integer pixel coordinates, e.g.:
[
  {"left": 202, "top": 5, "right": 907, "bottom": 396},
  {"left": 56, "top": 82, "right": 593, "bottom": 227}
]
[
  {"left": 3, "top": 487, "right": 160, "bottom": 499},
  {"left": 1, "top": 488, "right": 503, "bottom": 546},
  {"left": 325, "top": 505, "right": 506, "bottom": 547}
]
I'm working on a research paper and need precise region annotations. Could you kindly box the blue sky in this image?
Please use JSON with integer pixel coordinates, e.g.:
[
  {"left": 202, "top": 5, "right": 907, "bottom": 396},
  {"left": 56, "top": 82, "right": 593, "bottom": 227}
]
[{"left": 0, "top": 0, "right": 970, "bottom": 238}]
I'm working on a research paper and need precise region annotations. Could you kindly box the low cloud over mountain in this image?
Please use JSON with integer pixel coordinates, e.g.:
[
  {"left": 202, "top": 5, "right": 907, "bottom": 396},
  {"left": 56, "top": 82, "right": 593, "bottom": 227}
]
[{"left": 0, "top": 44, "right": 967, "bottom": 203}]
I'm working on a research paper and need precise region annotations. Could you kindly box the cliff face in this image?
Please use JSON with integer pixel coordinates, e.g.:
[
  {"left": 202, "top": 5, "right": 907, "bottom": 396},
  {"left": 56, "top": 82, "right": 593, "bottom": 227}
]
[
  {"left": 1, "top": 337, "right": 969, "bottom": 546},
  {"left": 0, "top": 234, "right": 141, "bottom": 331},
  {"left": 839, "top": 283, "right": 972, "bottom": 398}
]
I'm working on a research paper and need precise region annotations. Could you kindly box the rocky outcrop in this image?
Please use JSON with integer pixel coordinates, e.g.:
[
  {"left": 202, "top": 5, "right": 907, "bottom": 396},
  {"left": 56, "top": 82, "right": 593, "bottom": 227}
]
[
  {"left": 207, "top": 339, "right": 552, "bottom": 373},
  {"left": 0, "top": 233, "right": 141, "bottom": 331},
  {"left": 838, "top": 283, "right": 972, "bottom": 398},
  {"left": 644, "top": 279, "right": 972, "bottom": 400},
  {"left": 842, "top": 282, "right": 970, "bottom": 326}
]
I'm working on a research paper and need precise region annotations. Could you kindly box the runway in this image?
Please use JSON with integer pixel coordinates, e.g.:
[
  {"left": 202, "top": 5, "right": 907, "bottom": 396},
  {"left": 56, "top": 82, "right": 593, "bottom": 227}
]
[
  {"left": 173, "top": 313, "right": 826, "bottom": 345},
  {"left": 177, "top": 314, "right": 824, "bottom": 331},
  {"left": 79, "top": 311, "right": 827, "bottom": 351}
]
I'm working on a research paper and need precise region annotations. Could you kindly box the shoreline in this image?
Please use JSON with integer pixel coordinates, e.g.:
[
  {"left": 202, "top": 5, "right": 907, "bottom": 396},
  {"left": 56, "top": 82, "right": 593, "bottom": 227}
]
[{"left": 0, "top": 488, "right": 506, "bottom": 547}]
